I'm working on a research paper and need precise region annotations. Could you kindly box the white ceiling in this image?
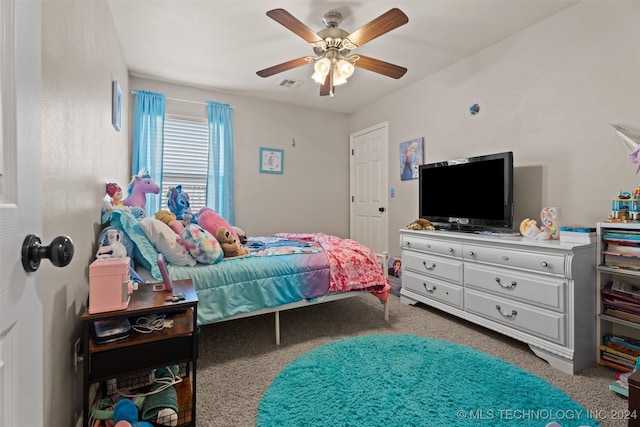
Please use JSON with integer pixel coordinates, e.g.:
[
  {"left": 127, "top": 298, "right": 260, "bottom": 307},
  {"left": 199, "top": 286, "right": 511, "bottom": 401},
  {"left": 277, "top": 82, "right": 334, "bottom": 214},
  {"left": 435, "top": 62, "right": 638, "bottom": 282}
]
[{"left": 108, "top": 0, "right": 579, "bottom": 114}]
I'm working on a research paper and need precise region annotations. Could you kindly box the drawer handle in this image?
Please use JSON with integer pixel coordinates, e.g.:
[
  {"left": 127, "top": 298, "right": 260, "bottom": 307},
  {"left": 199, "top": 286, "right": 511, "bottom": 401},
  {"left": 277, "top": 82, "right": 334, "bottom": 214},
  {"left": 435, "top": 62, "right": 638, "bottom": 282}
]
[
  {"left": 423, "top": 261, "right": 436, "bottom": 271},
  {"left": 495, "top": 305, "right": 517, "bottom": 319},
  {"left": 448, "top": 247, "right": 454, "bottom": 253},
  {"left": 541, "top": 261, "right": 549, "bottom": 268},
  {"left": 406, "top": 242, "right": 411, "bottom": 247},
  {"left": 495, "top": 277, "right": 517, "bottom": 289},
  {"left": 423, "top": 283, "right": 436, "bottom": 293},
  {"left": 468, "top": 251, "right": 475, "bottom": 256},
  {"left": 426, "top": 244, "right": 431, "bottom": 248},
  {"left": 501, "top": 255, "right": 509, "bottom": 261}
]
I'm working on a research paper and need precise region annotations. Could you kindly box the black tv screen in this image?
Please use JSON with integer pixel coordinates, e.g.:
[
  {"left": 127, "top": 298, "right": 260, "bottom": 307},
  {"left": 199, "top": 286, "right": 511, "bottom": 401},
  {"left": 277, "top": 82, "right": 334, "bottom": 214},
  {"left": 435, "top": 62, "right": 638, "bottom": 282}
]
[{"left": 419, "top": 151, "right": 514, "bottom": 231}]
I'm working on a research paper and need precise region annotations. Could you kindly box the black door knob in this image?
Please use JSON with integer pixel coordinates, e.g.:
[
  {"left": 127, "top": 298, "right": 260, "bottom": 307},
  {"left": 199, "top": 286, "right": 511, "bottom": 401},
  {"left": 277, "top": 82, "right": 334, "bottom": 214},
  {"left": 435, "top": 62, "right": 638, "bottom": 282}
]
[
  {"left": 21, "top": 234, "right": 74, "bottom": 272},
  {"left": 379, "top": 207, "right": 385, "bottom": 212}
]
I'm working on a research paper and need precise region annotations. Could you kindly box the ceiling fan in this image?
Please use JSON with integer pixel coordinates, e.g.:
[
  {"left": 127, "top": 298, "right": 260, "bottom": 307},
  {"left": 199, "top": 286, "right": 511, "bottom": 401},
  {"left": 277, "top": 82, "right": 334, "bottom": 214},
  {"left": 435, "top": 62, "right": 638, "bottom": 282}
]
[{"left": 256, "top": 8, "right": 409, "bottom": 97}]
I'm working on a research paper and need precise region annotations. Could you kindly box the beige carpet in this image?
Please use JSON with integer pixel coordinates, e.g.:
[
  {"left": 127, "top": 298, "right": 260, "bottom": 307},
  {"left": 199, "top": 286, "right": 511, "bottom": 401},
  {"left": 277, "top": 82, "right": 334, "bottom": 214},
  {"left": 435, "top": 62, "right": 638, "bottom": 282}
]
[{"left": 194, "top": 293, "right": 629, "bottom": 427}]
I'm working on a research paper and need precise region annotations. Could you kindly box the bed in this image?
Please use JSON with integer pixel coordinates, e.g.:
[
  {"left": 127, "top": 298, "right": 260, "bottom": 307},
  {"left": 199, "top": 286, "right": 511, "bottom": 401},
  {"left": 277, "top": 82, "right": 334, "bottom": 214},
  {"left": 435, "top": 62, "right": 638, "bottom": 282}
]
[{"left": 105, "top": 210, "right": 390, "bottom": 344}]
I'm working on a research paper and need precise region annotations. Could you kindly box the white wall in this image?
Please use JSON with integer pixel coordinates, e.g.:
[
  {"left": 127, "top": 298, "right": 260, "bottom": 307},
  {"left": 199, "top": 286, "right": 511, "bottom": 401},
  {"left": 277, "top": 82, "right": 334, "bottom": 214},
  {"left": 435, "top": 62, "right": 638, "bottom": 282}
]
[
  {"left": 349, "top": 1, "right": 640, "bottom": 257},
  {"left": 42, "top": 1, "right": 130, "bottom": 425},
  {"left": 129, "top": 76, "right": 350, "bottom": 237}
]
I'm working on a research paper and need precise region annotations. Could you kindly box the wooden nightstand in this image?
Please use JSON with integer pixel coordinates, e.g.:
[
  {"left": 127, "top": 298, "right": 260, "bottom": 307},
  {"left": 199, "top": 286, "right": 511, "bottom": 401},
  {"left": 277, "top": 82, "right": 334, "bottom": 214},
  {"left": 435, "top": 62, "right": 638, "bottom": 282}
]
[{"left": 81, "top": 279, "right": 198, "bottom": 427}]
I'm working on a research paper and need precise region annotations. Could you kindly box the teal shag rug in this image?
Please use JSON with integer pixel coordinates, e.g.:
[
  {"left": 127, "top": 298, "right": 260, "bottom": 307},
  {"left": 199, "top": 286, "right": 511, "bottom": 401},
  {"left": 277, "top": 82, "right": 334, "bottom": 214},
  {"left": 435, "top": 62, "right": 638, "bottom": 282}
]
[{"left": 257, "top": 334, "right": 599, "bottom": 427}]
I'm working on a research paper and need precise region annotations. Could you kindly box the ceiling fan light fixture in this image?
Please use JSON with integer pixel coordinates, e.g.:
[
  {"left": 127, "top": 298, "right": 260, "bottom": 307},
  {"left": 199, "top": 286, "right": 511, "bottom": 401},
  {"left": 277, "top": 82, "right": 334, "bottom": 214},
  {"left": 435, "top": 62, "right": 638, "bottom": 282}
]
[
  {"left": 336, "top": 59, "right": 354, "bottom": 79},
  {"left": 312, "top": 57, "right": 331, "bottom": 83}
]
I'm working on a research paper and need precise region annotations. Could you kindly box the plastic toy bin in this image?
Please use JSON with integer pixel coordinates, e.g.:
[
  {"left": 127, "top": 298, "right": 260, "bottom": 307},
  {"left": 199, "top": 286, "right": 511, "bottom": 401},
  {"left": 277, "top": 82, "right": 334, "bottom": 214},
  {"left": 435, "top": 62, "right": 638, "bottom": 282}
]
[{"left": 89, "top": 256, "right": 131, "bottom": 314}]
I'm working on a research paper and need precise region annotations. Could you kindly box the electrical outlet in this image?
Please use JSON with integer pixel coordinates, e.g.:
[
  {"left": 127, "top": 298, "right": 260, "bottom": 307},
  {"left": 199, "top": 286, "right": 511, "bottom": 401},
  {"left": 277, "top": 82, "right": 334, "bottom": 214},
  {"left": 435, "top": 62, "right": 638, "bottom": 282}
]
[{"left": 74, "top": 338, "right": 83, "bottom": 372}]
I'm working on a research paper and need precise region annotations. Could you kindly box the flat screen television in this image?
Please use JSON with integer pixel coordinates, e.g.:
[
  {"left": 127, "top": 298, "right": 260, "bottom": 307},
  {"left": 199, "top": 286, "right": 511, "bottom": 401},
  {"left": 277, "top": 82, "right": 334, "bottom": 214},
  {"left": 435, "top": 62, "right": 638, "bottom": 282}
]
[{"left": 418, "top": 151, "right": 514, "bottom": 232}]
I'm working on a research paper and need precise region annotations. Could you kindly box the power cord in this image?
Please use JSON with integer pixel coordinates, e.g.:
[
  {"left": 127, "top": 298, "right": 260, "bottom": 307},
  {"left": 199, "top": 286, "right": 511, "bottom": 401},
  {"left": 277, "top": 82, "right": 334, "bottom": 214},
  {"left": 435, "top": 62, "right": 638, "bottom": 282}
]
[{"left": 131, "top": 314, "right": 173, "bottom": 334}]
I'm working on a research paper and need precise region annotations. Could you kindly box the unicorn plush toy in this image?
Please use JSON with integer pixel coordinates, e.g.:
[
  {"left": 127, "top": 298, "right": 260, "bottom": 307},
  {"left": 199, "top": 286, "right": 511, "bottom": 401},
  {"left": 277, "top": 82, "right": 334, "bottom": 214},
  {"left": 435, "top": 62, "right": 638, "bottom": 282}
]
[{"left": 123, "top": 170, "right": 160, "bottom": 210}]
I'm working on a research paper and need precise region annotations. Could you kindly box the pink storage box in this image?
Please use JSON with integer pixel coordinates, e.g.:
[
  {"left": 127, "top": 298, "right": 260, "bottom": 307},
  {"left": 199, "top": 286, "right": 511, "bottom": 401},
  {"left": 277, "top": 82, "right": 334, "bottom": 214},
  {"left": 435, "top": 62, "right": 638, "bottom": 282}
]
[{"left": 89, "top": 256, "right": 132, "bottom": 314}]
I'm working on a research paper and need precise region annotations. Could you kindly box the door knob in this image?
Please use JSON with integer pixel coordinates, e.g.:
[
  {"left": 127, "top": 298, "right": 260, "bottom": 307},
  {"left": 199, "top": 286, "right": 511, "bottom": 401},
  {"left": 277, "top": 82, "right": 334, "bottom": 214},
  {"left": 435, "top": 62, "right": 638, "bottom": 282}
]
[
  {"left": 378, "top": 207, "right": 385, "bottom": 212},
  {"left": 21, "top": 234, "right": 74, "bottom": 272}
]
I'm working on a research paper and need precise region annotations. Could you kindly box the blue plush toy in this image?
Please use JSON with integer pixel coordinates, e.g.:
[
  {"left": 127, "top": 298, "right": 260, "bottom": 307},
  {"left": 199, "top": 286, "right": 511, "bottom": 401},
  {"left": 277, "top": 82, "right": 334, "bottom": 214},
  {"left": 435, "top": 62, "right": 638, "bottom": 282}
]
[
  {"left": 113, "top": 399, "right": 153, "bottom": 427},
  {"left": 167, "top": 185, "right": 196, "bottom": 224}
]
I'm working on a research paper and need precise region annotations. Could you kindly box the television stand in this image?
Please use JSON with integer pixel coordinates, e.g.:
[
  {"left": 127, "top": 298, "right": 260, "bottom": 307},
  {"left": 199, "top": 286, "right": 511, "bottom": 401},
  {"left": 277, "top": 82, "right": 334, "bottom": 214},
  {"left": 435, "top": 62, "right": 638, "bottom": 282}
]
[{"left": 399, "top": 228, "right": 596, "bottom": 374}]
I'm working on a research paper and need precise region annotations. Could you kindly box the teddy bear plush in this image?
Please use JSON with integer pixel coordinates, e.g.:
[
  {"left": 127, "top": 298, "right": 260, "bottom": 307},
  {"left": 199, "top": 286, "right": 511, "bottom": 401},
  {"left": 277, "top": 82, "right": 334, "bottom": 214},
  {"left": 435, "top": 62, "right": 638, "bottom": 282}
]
[
  {"left": 215, "top": 227, "right": 249, "bottom": 258},
  {"left": 155, "top": 210, "right": 185, "bottom": 234}
]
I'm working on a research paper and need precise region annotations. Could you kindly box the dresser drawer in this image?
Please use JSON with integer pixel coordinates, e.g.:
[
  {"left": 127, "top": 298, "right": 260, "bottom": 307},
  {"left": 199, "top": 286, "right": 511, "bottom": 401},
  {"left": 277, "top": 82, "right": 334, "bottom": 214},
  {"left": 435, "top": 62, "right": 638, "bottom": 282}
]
[
  {"left": 403, "top": 270, "right": 463, "bottom": 309},
  {"left": 403, "top": 251, "right": 463, "bottom": 284},
  {"left": 465, "top": 289, "right": 566, "bottom": 345},
  {"left": 401, "top": 235, "right": 463, "bottom": 258},
  {"left": 464, "top": 264, "right": 566, "bottom": 312},
  {"left": 463, "top": 244, "right": 566, "bottom": 276}
]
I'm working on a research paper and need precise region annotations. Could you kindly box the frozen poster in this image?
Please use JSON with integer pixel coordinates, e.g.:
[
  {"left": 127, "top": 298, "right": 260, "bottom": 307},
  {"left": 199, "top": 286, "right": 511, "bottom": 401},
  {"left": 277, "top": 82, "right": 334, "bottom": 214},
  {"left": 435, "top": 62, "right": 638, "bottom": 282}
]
[{"left": 399, "top": 137, "right": 423, "bottom": 181}]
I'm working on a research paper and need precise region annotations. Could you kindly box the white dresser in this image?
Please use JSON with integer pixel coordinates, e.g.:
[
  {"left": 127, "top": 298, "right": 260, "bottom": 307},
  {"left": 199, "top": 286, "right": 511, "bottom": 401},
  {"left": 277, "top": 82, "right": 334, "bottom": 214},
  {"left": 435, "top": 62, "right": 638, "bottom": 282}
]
[{"left": 399, "top": 228, "right": 596, "bottom": 374}]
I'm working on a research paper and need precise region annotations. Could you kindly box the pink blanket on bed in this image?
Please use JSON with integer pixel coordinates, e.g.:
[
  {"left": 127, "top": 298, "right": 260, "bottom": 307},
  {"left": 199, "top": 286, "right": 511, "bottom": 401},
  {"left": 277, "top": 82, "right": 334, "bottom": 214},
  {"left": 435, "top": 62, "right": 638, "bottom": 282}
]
[{"left": 275, "top": 233, "right": 390, "bottom": 299}]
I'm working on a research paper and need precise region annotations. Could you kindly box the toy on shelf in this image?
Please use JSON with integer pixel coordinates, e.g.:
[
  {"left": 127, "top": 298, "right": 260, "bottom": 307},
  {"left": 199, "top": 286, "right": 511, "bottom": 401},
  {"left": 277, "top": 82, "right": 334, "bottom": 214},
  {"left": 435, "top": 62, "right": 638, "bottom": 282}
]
[{"left": 609, "top": 188, "right": 640, "bottom": 222}]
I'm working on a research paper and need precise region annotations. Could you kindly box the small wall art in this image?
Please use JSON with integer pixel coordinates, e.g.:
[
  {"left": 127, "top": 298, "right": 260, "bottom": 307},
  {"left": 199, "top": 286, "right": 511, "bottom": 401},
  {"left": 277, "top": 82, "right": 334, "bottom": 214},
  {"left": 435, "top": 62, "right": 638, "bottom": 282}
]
[
  {"left": 399, "top": 137, "right": 423, "bottom": 181},
  {"left": 259, "top": 147, "right": 283, "bottom": 174},
  {"left": 111, "top": 80, "right": 122, "bottom": 131}
]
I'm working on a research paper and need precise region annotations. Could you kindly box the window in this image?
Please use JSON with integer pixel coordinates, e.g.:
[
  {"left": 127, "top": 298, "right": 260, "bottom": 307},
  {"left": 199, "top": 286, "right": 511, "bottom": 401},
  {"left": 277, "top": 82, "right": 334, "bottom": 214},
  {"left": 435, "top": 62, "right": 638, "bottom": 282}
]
[{"left": 161, "top": 116, "right": 209, "bottom": 213}]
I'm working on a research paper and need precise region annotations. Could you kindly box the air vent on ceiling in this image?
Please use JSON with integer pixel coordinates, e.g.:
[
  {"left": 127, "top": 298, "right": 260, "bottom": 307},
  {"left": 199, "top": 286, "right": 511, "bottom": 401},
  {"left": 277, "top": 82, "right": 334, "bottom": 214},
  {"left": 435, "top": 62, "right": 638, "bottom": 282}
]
[{"left": 277, "top": 78, "right": 303, "bottom": 89}]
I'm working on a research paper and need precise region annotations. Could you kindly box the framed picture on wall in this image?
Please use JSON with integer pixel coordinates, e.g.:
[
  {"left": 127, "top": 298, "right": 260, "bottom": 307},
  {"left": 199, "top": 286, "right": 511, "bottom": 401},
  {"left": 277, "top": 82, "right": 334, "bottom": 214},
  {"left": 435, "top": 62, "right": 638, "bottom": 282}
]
[
  {"left": 112, "top": 80, "right": 122, "bottom": 131},
  {"left": 259, "top": 147, "right": 283, "bottom": 174},
  {"left": 399, "top": 137, "right": 423, "bottom": 180}
]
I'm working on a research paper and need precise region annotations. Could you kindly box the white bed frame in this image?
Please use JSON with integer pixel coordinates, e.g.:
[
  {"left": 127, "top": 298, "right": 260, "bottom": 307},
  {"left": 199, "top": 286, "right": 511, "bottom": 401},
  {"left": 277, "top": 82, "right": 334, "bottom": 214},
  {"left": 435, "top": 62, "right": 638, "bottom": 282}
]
[{"left": 213, "top": 292, "right": 389, "bottom": 345}]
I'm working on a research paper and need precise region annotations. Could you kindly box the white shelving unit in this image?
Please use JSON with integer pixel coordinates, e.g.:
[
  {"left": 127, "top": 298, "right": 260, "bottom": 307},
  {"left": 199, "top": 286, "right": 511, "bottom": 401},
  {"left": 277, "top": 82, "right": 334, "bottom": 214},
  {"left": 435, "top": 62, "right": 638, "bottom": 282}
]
[{"left": 596, "top": 221, "right": 640, "bottom": 372}]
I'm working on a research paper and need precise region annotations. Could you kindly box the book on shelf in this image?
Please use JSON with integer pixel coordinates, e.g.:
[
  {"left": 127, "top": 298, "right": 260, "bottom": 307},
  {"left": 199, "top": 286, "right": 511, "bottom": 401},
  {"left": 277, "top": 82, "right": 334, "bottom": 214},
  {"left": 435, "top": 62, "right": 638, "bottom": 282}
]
[
  {"left": 603, "top": 336, "right": 640, "bottom": 357},
  {"left": 603, "top": 253, "right": 640, "bottom": 270},
  {"left": 612, "top": 280, "right": 640, "bottom": 297},
  {"left": 604, "top": 308, "right": 640, "bottom": 324},
  {"left": 606, "top": 243, "right": 640, "bottom": 257},
  {"left": 601, "top": 351, "right": 637, "bottom": 369},
  {"left": 600, "top": 358, "right": 634, "bottom": 373},
  {"left": 601, "top": 281, "right": 640, "bottom": 304},
  {"left": 600, "top": 344, "right": 638, "bottom": 362}
]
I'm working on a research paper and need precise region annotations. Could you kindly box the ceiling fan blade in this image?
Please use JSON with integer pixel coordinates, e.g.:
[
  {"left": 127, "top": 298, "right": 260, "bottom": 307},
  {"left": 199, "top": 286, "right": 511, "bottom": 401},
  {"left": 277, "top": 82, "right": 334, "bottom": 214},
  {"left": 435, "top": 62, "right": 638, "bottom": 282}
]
[
  {"left": 320, "top": 74, "right": 332, "bottom": 96},
  {"left": 257, "top": 57, "right": 312, "bottom": 78},
  {"left": 354, "top": 55, "right": 407, "bottom": 79},
  {"left": 266, "top": 9, "right": 324, "bottom": 44},
  {"left": 344, "top": 8, "right": 408, "bottom": 48}
]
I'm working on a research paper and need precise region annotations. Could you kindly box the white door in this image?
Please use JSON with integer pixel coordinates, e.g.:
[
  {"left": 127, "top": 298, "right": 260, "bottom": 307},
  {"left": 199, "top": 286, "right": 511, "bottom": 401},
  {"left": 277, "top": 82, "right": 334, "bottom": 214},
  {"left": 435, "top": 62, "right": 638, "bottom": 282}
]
[
  {"left": 0, "top": 1, "right": 44, "bottom": 426},
  {"left": 349, "top": 122, "right": 389, "bottom": 264}
]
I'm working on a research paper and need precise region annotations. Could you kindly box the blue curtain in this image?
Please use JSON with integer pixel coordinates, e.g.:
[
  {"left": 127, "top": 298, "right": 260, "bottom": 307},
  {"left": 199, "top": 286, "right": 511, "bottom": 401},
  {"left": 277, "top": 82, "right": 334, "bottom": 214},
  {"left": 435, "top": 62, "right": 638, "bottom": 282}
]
[
  {"left": 132, "top": 90, "right": 166, "bottom": 217},
  {"left": 206, "top": 101, "right": 235, "bottom": 224}
]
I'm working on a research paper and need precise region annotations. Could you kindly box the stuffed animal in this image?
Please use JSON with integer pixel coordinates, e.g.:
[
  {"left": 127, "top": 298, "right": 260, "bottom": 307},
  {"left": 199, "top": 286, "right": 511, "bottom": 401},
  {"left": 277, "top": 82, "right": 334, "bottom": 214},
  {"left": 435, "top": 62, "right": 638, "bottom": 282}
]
[
  {"left": 96, "top": 229, "right": 128, "bottom": 258},
  {"left": 197, "top": 207, "right": 240, "bottom": 242},
  {"left": 155, "top": 210, "right": 185, "bottom": 234},
  {"left": 406, "top": 218, "right": 435, "bottom": 231},
  {"left": 519, "top": 218, "right": 551, "bottom": 240},
  {"left": 215, "top": 227, "right": 249, "bottom": 258},
  {"left": 113, "top": 399, "right": 153, "bottom": 427},
  {"left": 232, "top": 226, "right": 247, "bottom": 244},
  {"left": 167, "top": 185, "right": 196, "bottom": 224}
]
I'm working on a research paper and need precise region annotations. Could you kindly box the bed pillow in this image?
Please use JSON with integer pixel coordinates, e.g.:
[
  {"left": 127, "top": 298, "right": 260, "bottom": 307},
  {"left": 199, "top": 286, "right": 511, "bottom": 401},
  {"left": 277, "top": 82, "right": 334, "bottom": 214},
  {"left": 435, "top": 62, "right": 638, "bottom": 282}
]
[
  {"left": 181, "top": 224, "right": 224, "bottom": 264},
  {"left": 139, "top": 218, "right": 197, "bottom": 267},
  {"left": 110, "top": 209, "right": 161, "bottom": 279},
  {"left": 197, "top": 207, "right": 239, "bottom": 241}
]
